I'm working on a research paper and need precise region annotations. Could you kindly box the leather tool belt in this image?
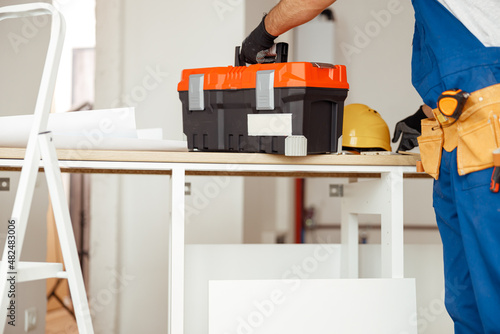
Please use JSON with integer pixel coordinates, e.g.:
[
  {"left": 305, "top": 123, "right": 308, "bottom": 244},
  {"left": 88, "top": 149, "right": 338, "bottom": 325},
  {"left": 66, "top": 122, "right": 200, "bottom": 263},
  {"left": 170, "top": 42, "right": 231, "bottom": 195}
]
[{"left": 417, "top": 83, "right": 500, "bottom": 180}]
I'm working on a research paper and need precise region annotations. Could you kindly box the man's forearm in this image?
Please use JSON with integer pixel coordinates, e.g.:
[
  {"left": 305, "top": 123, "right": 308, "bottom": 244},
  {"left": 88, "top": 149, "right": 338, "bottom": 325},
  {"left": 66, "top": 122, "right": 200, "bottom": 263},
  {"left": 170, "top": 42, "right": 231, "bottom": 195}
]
[{"left": 264, "top": 0, "right": 337, "bottom": 36}]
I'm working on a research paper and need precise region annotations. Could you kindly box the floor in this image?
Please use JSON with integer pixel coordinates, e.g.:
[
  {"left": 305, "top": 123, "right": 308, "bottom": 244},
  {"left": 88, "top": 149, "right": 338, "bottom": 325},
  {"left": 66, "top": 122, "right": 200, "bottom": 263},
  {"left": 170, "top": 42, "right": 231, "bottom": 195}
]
[{"left": 45, "top": 308, "right": 78, "bottom": 334}]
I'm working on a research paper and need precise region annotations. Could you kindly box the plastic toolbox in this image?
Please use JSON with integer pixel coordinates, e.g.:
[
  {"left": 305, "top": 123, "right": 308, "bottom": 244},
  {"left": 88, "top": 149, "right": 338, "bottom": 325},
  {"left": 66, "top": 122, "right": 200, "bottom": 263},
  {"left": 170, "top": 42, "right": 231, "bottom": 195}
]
[{"left": 178, "top": 43, "right": 349, "bottom": 156}]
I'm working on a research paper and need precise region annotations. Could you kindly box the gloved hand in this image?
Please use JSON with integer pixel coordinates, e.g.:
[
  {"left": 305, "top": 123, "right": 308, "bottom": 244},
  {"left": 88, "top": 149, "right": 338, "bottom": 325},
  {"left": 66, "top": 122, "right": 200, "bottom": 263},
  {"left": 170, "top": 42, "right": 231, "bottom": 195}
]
[
  {"left": 392, "top": 105, "right": 427, "bottom": 152},
  {"left": 240, "top": 16, "right": 277, "bottom": 64}
]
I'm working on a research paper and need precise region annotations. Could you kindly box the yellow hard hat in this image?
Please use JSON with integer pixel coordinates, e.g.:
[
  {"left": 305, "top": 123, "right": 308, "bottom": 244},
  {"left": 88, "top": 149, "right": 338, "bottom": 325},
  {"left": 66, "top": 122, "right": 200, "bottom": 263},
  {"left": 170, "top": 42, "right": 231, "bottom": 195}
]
[{"left": 342, "top": 103, "right": 391, "bottom": 152}]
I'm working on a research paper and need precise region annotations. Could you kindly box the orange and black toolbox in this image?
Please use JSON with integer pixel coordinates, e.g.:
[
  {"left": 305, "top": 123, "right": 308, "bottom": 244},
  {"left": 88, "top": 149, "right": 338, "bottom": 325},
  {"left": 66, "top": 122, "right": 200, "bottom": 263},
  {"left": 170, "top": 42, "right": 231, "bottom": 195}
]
[{"left": 178, "top": 43, "right": 349, "bottom": 156}]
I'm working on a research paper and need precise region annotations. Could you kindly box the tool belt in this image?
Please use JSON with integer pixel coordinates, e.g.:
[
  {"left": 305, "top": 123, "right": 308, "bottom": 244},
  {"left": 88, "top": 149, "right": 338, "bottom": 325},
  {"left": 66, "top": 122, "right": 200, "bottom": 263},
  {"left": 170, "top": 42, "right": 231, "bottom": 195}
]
[{"left": 417, "top": 83, "right": 500, "bottom": 180}]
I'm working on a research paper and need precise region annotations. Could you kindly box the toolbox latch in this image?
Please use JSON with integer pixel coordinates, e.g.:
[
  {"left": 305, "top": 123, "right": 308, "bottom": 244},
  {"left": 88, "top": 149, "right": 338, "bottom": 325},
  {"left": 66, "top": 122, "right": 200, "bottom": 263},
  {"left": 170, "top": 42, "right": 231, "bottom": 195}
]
[
  {"left": 256, "top": 70, "right": 275, "bottom": 111},
  {"left": 188, "top": 74, "right": 205, "bottom": 111}
]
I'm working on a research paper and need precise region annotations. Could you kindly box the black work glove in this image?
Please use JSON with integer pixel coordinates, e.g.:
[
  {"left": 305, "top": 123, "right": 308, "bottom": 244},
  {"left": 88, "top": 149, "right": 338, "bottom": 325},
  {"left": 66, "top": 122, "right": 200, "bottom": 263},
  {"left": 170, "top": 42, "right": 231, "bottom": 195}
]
[
  {"left": 240, "top": 16, "right": 277, "bottom": 64},
  {"left": 392, "top": 105, "right": 427, "bottom": 152}
]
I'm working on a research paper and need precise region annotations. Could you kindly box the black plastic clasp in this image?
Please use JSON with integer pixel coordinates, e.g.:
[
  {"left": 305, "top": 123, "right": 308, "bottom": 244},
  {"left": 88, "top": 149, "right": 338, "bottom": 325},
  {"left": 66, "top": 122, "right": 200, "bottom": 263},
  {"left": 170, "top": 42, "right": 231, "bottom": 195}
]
[{"left": 275, "top": 42, "right": 288, "bottom": 63}]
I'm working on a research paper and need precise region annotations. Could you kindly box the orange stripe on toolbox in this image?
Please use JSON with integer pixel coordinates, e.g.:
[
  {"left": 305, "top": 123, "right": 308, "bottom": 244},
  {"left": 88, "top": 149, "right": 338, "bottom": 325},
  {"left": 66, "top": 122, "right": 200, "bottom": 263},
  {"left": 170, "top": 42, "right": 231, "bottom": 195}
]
[{"left": 177, "top": 62, "right": 349, "bottom": 91}]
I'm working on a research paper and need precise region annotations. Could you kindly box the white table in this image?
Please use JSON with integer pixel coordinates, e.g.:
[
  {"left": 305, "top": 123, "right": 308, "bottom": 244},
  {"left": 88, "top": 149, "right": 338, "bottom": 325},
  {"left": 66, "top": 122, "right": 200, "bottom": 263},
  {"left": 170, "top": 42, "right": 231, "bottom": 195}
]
[{"left": 0, "top": 148, "right": 423, "bottom": 334}]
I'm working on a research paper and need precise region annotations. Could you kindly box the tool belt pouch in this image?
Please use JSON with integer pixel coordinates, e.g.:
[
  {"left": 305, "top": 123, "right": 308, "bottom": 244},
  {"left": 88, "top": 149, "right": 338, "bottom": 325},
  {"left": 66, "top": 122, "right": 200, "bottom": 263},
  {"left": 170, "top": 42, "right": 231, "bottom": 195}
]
[
  {"left": 456, "top": 108, "right": 500, "bottom": 175},
  {"left": 417, "top": 118, "right": 443, "bottom": 179}
]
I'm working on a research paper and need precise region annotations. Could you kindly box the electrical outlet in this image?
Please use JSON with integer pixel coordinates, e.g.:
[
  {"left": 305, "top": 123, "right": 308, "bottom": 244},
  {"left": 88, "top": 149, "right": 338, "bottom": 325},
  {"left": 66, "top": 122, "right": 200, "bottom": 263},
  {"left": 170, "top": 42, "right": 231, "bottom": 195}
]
[
  {"left": 329, "top": 184, "right": 344, "bottom": 197},
  {"left": 0, "top": 178, "right": 9, "bottom": 191},
  {"left": 25, "top": 307, "right": 37, "bottom": 332}
]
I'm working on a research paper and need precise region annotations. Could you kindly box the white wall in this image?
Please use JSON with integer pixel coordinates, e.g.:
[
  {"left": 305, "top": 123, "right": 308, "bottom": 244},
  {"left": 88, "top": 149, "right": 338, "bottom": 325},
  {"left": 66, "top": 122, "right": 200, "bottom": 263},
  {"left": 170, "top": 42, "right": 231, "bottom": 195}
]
[
  {"left": 0, "top": 172, "right": 48, "bottom": 334},
  {"left": 185, "top": 175, "right": 244, "bottom": 244},
  {"left": 0, "top": 0, "right": 50, "bottom": 116},
  {"left": 243, "top": 177, "right": 294, "bottom": 244},
  {"left": 333, "top": 0, "right": 423, "bottom": 125},
  {"left": 91, "top": 0, "right": 245, "bottom": 333},
  {"left": 52, "top": 0, "right": 95, "bottom": 113},
  {"left": 0, "top": 1, "right": 52, "bottom": 332}
]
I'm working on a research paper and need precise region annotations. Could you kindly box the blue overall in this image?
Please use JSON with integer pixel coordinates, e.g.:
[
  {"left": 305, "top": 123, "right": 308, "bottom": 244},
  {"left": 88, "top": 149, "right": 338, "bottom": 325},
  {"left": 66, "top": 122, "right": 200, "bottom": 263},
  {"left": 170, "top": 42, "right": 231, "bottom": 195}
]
[
  {"left": 412, "top": 0, "right": 500, "bottom": 334},
  {"left": 411, "top": 1, "right": 500, "bottom": 333}
]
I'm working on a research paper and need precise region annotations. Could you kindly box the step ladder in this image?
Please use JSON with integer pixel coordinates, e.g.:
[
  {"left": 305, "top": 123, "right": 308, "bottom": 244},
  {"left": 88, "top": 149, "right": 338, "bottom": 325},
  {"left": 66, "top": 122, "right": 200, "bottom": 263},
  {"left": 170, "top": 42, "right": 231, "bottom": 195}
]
[{"left": 0, "top": 3, "right": 94, "bottom": 333}]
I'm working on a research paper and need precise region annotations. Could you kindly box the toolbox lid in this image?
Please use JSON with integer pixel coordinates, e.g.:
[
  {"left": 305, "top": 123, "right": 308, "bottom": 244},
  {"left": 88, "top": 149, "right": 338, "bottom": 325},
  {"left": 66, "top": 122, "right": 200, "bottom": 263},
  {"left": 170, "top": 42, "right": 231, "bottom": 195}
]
[{"left": 177, "top": 62, "right": 349, "bottom": 91}]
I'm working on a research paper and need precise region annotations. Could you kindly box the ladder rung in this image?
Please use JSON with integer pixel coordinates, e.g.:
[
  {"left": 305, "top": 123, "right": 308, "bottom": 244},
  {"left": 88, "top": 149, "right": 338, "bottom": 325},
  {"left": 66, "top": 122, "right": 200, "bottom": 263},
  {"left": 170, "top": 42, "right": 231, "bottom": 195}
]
[
  {"left": 0, "top": 261, "right": 63, "bottom": 282},
  {"left": 57, "top": 271, "right": 68, "bottom": 279}
]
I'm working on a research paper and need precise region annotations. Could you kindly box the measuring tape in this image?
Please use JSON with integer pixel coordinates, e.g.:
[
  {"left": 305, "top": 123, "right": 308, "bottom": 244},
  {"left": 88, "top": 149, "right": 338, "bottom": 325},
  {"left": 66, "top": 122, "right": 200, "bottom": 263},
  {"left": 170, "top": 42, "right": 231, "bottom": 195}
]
[{"left": 437, "top": 89, "right": 470, "bottom": 121}]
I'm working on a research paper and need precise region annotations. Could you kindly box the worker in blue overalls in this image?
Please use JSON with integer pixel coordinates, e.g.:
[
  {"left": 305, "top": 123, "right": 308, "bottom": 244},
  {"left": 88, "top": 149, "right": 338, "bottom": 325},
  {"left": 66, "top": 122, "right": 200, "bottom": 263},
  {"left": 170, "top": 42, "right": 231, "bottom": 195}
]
[{"left": 240, "top": 1, "right": 500, "bottom": 333}]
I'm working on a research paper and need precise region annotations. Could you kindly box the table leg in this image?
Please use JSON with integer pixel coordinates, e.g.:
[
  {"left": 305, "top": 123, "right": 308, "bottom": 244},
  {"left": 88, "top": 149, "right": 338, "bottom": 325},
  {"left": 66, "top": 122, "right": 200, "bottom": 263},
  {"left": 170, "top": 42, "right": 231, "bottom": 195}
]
[
  {"left": 169, "top": 168, "right": 185, "bottom": 334},
  {"left": 341, "top": 210, "right": 359, "bottom": 278},
  {"left": 380, "top": 171, "right": 404, "bottom": 279},
  {"left": 341, "top": 170, "right": 404, "bottom": 279}
]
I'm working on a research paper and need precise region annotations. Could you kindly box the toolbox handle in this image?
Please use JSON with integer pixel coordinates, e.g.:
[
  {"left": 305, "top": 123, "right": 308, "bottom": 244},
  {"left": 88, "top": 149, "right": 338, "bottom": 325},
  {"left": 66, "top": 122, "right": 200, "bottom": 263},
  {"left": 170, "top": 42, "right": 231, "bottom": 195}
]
[
  {"left": 235, "top": 46, "right": 244, "bottom": 67},
  {"left": 235, "top": 42, "right": 289, "bottom": 66},
  {"left": 275, "top": 42, "right": 288, "bottom": 63}
]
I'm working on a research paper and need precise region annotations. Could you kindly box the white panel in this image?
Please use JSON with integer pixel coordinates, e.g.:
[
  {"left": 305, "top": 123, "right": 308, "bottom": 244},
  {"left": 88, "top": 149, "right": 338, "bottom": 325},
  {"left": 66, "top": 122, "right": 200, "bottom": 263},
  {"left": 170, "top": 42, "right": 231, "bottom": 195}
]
[
  {"left": 186, "top": 244, "right": 451, "bottom": 334},
  {"left": 209, "top": 278, "right": 417, "bottom": 334},
  {"left": 185, "top": 244, "right": 341, "bottom": 334},
  {"left": 247, "top": 114, "right": 292, "bottom": 136}
]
